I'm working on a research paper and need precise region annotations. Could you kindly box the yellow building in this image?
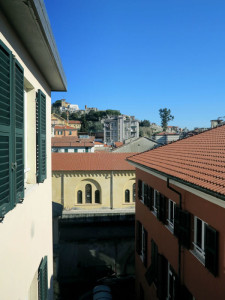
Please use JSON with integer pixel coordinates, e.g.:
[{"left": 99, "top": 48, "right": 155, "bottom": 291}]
[{"left": 52, "top": 153, "right": 137, "bottom": 210}]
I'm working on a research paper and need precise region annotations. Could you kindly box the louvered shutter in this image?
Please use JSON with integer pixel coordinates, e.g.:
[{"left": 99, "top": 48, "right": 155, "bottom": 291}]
[
  {"left": 0, "top": 41, "right": 13, "bottom": 217},
  {"left": 143, "top": 228, "right": 148, "bottom": 267},
  {"left": 144, "top": 184, "right": 148, "bottom": 205},
  {"left": 136, "top": 221, "right": 142, "bottom": 255},
  {"left": 37, "top": 90, "right": 46, "bottom": 183},
  {"left": 174, "top": 204, "right": 180, "bottom": 238},
  {"left": 157, "top": 254, "right": 168, "bottom": 300},
  {"left": 158, "top": 195, "right": 168, "bottom": 224},
  {"left": 138, "top": 180, "right": 142, "bottom": 200},
  {"left": 13, "top": 59, "right": 24, "bottom": 203},
  {"left": 179, "top": 210, "right": 191, "bottom": 249},
  {"left": 205, "top": 225, "right": 218, "bottom": 276},
  {"left": 38, "top": 256, "right": 48, "bottom": 300},
  {"left": 145, "top": 239, "right": 158, "bottom": 286}
]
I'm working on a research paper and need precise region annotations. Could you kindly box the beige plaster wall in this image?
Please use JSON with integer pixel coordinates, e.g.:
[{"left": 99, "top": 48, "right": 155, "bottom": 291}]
[
  {"left": 0, "top": 11, "right": 53, "bottom": 300},
  {"left": 52, "top": 170, "right": 136, "bottom": 210}
]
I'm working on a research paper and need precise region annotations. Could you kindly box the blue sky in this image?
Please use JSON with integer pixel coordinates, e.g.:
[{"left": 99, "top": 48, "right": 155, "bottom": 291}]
[{"left": 45, "top": 0, "right": 225, "bottom": 129}]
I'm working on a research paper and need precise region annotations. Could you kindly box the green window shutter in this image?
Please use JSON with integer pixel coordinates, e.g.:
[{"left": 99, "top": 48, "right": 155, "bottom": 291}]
[
  {"left": 13, "top": 58, "right": 24, "bottom": 203},
  {"left": 138, "top": 180, "right": 142, "bottom": 200},
  {"left": 174, "top": 204, "right": 180, "bottom": 238},
  {"left": 205, "top": 225, "right": 218, "bottom": 276},
  {"left": 143, "top": 228, "right": 148, "bottom": 267},
  {"left": 179, "top": 210, "right": 191, "bottom": 249},
  {"left": 158, "top": 195, "right": 168, "bottom": 224},
  {"left": 145, "top": 239, "right": 158, "bottom": 286},
  {"left": 144, "top": 184, "right": 148, "bottom": 206},
  {"left": 0, "top": 40, "right": 13, "bottom": 217},
  {"left": 38, "top": 256, "right": 48, "bottom": 300},
  {"left": 136, "top": 221, "right": 142, "bottom": 255},
  {"left": 36, "top": 90, "right": 46, "bottom": 183},
  {"left": 156, "top": 254, "right": 168, "bottom": 300}
]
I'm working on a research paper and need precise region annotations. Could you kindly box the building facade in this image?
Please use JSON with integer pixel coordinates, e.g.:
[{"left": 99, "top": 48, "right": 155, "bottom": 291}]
[
  {"left": 52, "top": 153, "right": 136, "bottom": 210},
  {"left": 52, "top": 136, "right": 95, "bottom": 153},
  {"left": 0, "top": 0, "right": 66, "bottom": 299},
  {"left": 104, "top": 115, "right": 139, "bottom": 144},
  {"left": 128, "top": 125, "right": 225, "bottom": 300},
  {"left": 53, "top": 125, "right": 78, "bottom": 137}
]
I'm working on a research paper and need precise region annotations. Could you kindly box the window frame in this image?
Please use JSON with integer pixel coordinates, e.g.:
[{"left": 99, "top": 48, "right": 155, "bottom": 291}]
[
  {"left": 152, "top": 189, "right": 159, "bottom": 215},
  {"left": 125, "top": 189, "right": 130, "bottom": 203},
  {"left": 85, "top": 184, "right": 92, "bottom": 203},
  {"left": 193, "top": 216, "right": 206, "bottom": 261},
  {"left": 167, "top": 199, "right": 175, "bottom": 231}
]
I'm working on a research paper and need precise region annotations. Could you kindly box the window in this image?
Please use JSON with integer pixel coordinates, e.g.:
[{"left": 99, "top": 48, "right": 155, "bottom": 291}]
[
  {"left": 85, "top": 184, "right": 92, "bottom": 203},
  {"left": 58, "top": 130, "right": 62, "bottom": 135},
  {"left": 125, "top": 189, "right": 130, "bottom": 202},
  {"left": 95, "top": 190, "right": 100, "bottom": 203},
  {"left": 69, "top": 130, "right": 72, "bottom": 135},
  {"left": 38, "top": 256, "right": 48, "bottom": 300},
  {"left": 193, "top": 217, "right": 205, "bottom": 260},
  {"left": 65, "top": 148, "right": 68, "bottom": 153},
  {"left": 168, "top": 199, "right": 175, "bottom": 231},
  {"left": 168, "top": 264, "right": 177, "bottom": 300},
  {"left": 192, "top": 216, "right": 218, "bottom": 276},
  {"left": 136, "top": 221, "right": 147, "bottom": 267},
  {"left": 138, "top": 180, "right": 142, "bottom": 200},
  {"left": 77, "top": 190, "right": 82, "bottom": 204},
  {"left": 153, "top": 190, "right": 159, "bottom": 214},
  {"left": 85, "top": 147, "right": 88, "bottom": 152},
  {"left": 74, "top": 149, "right": 78, "bottom": 152},
  {"left": 133, "top": 183, "right": 136, "bottom": 202},
  {"left": 0, "top": 40, "right": 25, "bottom": 218}
]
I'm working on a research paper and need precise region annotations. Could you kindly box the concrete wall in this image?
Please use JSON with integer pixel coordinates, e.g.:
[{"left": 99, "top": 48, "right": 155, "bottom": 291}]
[
  {"left": 0, "top": 11, "right": 53, "bottom": 300},
  {"left": 52, "top": 171, "right": 136, "bottom": 210}
]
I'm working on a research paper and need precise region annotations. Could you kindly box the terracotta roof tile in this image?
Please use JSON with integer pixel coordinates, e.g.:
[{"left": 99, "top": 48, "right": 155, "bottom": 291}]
[
  {"left": 68, "top": 120, "right": 81, "bottom": 124},
  {"left": 128, "top": 125, "right": 225, "bottom": 197},
  {"left": 54, "top": 125, "right": 76, "bottom": 130},
  {"left": 52, "top": 153, "right": 136, "bottom": 171}
]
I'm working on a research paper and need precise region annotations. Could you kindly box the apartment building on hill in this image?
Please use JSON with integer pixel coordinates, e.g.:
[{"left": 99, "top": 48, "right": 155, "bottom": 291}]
[
  {"left": 128, "top": 124, "right": 225, "bottom": 300},
  {"left": 0, "top": 0, "right": 66, "bottom": 299},
  {"left": 104, "top": 115, "right": 139, "bottom": 144}
]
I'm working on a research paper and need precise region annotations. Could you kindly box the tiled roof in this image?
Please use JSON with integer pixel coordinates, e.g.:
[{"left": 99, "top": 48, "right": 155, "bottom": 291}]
[
  {"left": 115, "top": 142, "right": 123, "bottom": 148},
  {"left": 52, "top": 153, "right": 136, "bottom": 171},
  {"left": 52, "top": 137, "right": 94, "bottom": 147},
  {"left": 54, "top": 125, "right": 76, "bottom": 130},
  {"left": 68, "top": 120, "right": 81, "bottom": 124},
  {"left": 128, "top": 125, "right": 225, "bottom": 197},
  {"left": 156, "top": 132, "right": 179, "bottom": 136}
]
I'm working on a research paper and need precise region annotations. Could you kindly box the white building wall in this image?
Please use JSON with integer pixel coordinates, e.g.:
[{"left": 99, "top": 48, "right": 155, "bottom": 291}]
[{"left": 0, "top": 12, "right": 53, "bottom": 300}]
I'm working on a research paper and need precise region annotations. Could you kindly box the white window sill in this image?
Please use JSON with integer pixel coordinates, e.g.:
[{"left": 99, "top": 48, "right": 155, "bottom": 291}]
[
  {"left": 165, "top": 224, "right": 174, "bottom": 234},
  {"left": 190, "top": 247, "right": 205, "bottom": 266}
]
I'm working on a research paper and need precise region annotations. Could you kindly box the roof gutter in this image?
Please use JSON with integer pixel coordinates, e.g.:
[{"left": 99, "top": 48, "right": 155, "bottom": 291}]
[{"left": 127, "top": 160, "right": 225, "bottom": 202}]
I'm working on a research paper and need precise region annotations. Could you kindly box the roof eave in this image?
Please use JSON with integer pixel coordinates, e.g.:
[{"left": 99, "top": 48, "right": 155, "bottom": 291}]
[
  {"left": 0, "top": 0, "right": 67, "bottom": 91},
  {"left": 128, "top": 160, "right": 225, "bottom": 202}
]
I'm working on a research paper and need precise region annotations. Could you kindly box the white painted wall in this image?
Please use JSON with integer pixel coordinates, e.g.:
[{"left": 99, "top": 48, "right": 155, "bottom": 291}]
[{"left": 0, "top": 11, "right": 53, "bottom": 300}]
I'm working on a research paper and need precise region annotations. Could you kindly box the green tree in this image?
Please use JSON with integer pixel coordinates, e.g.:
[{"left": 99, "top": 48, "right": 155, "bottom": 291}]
[
  {"left": 159, "top": 108, "right": 174, "bottom": 131},
  {"left": 140, "top": 120, "right": 150, "bottom": 127}
]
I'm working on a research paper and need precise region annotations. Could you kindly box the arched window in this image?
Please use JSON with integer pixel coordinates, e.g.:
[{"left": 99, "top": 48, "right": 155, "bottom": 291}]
[
  {"left": 77, "top": 190, "right": 82, "bottom": 204},
  {"left": 85, "top": 184, "right": 92, "bottom": 203},
  {"left": 95, "top": 190, "right": 100, "bottom": 203},
  {"left": 125, "top": 189, "right": 130, "bottom": 203},
  {"left": 133, "top": 183, "right": 136, "bottom": 202}
]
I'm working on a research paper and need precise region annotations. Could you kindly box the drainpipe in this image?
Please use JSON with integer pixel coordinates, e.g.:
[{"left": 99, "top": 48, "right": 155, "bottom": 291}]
[
  {"left": 110, "top": 171, "right": 113, "bottom": 209},
  {"left": 167, "top": 178, "right": 182, "bottom": 290},
  {"left": 61, "top": 173, "right": 64, "bottom": 207}
]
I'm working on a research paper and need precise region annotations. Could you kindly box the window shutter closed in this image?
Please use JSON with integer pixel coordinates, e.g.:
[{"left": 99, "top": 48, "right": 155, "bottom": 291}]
[
  {"left": 145, "top": 239, "right": 158, "bottom": 286},
  {"left": 158, "top": 195, "right": 168, "bottom": 224},
  {"left": 144, "top": 184, "right": 148, "bottom": 206},
  {"left": 174, "top": 204, "right": 180, "bottom": 238},
  {"left": 36, "top": 90, "right": 46, "bottom": 183},
  {"left": 38, "top": 256, "right": 48, "bottom": 300},
  {"left": 138, "top": 180, "right": 142, "bottom": 200},
  {"left": 205, "top": 225, "right": 218, "bottom": 276},
  {"left": 0, "top": 41, "right": 13, "bottom": 217},
  {"left": 157, "top": 254, "right": 168, "bottom": 300},
  {"left": 143, "top": 228, "right": 148, "bottom": 267},
  {"left": 14, "top": 59, "right": 24, "bottom": 203},
  {"left": 179, "top": 210, "right": 191, "bottom": 249},
  {"left": 136, "top": 221, "right": 142, "bottom": 255}
]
